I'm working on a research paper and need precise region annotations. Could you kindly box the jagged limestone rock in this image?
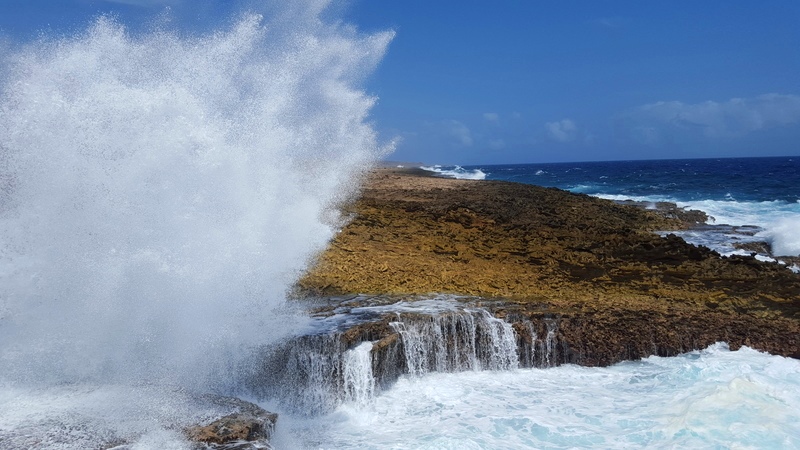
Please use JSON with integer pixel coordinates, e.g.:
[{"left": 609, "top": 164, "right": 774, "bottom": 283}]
[
  {"left": 298, "top": 168, "right": 800, "bottom": 359},
  {"left": 184, "top": 399, "right": 277, "bottom": 449}
]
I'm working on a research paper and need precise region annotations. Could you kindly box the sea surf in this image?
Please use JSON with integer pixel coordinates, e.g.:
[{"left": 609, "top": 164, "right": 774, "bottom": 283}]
[{"left": 428, "top": 157, "right": 800, "bottom": 266}]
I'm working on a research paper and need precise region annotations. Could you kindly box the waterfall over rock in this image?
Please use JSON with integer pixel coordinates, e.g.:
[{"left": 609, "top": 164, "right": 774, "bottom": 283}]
[
  {"left": 252, "top": 296, "right": 563, "bottom": 415},
  {"left": 343, "top": 341, "right": 376, "bottom": 406},
  {"left": 390, "top": 309, "right": 519, "bottom": 374}
]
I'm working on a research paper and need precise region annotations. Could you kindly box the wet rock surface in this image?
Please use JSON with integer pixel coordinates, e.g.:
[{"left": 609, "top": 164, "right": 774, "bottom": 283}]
[
  {"left": 298, "top": 168, "right": 800, "bottom": 360},
  {"left": 241, "top": 292, "right": 798, "bottom": 419},
  {"left": 97, "top": 395, "right": 278, "bottom": 450},
  {"left": 184, "top": 397, "right": 277, "bottom": 449},
  {"left": 615, "top": 199, "right": 710, "bottom": 225}
]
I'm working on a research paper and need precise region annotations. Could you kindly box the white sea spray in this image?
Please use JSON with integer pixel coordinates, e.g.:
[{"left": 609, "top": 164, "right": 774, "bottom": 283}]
[
  {"left": 0, "top": 2, "right": 393, "bottom": 447},
  {"left": 596, "top": 193, "right": 800, "bottom": 257}
]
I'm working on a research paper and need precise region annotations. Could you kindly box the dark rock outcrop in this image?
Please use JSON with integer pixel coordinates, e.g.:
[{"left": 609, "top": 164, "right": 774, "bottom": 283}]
[
  {"left": 184, "top": 397, "right": 277, "bottom": 449},
  {"left": 616, "top": 199, "right": 710, "bottom": 225}
]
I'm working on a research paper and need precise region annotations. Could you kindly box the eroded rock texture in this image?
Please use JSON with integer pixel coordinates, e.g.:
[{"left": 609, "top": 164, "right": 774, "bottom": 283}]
[{"left": 298, "top": 168, "right": 800, "bottom": 360}]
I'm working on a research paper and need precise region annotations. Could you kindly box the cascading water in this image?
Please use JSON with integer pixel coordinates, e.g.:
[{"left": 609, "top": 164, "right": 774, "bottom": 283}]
[
  {"left": 256, "top": 298, "right": 532, "bottom": 417},
  {"left": 343, "top": 341, "right": 376, "bottom": 406},
  {"left": 390, "top": 309, "right": 519, "bottom": 375},
  {"left": 543, "top": 318, "right": 558, "bottom": 367},
  {"left": 0, "top": 2, "right": 392, "bottom": 447}
]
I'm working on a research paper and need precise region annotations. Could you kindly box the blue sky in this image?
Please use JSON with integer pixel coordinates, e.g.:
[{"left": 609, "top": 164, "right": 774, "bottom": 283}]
[{"left": 1, "top": 1, "right": 799, "bottom": 164}]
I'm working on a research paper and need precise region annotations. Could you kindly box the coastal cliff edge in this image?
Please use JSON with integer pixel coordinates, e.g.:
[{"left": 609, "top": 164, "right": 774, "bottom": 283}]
[{"left": 297, "top": 167, "right": 800, "bottom": 365}]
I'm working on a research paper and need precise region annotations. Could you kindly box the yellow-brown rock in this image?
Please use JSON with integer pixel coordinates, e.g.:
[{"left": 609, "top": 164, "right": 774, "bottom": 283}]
[{"left": 298, "top": 168, "right": 800, "bottom": 360}]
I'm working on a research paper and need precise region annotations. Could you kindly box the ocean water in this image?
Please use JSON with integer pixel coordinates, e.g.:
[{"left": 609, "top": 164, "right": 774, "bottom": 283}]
[
  {"left": 427, "top": 157, "right": 800, "bottom": 261},
  {"left": 271, "top": 299, "right": 800, "bottom": 449},
  {"left": 1, "top": 2, "right": 798, "bottom": 449}
]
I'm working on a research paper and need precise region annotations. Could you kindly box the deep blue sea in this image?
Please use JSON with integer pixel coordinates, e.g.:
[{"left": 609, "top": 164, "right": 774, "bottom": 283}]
[{"left": 422, "top": 157, "right": 800, "bottom": 263}]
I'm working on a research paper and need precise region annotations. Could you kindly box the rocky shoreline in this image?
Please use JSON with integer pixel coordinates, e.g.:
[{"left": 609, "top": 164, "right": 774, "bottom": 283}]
[
  {"left": 298, "top": 167, "right": 800, "bottom": 360},
  {"left": 175, "top": 167, "right": 798, "bottom": 448},
  {"left": 95, "top": 168, "right": 799, "bottom": 448}
]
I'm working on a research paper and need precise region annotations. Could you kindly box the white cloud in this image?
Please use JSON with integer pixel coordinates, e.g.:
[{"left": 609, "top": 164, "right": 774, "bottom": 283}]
[
  {"left": 621, "top": 94, "right": 800, "bottom": 143},
  {"left": 483, "top": 112, "right": 500, "bottom": 123},
  {"left": 444, "top": 120, "right": 473, "bottom": 146},
  {"left": 545, "top": 119, "right": 578, "bottom": 142}
]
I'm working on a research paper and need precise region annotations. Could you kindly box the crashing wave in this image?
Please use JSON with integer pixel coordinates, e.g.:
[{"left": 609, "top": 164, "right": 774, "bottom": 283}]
[{"left": 420, "top": 165, "right": 487, "bottom": 180}]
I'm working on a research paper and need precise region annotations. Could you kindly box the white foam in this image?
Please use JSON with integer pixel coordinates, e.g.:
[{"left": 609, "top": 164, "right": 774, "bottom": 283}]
[
  {"left": 280, "top": 344, "right": 800, "bottom": 449},
  {"left": 595, "top": 194, "right": 800, "bottom": 257},
  {"left": 420, "top": 165, "right": 487, "bottom": 180}
]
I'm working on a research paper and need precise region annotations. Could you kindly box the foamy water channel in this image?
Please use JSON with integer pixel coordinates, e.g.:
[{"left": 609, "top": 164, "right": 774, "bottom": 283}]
[{"left": 276, "top": 343, "right": 800, "bottom": 449}]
